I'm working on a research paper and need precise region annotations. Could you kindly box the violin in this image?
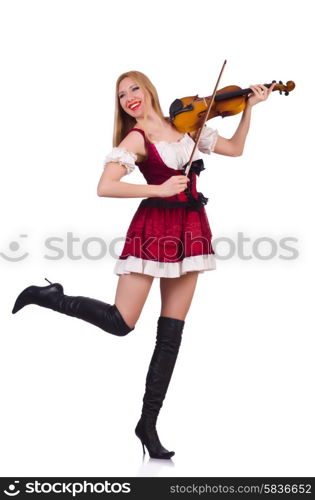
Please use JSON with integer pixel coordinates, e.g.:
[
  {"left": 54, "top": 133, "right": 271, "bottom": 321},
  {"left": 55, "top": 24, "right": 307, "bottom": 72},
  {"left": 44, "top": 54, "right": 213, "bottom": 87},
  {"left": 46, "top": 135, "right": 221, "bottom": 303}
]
[{"left": 169, "top": 80, "right": 296, "bottom": 133}]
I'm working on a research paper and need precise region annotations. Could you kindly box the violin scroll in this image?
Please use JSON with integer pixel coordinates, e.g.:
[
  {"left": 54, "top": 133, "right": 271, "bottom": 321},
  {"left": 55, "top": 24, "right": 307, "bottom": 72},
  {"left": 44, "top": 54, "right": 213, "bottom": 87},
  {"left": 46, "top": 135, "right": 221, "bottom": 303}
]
[{"left": 271, "top": 80, "right": 295, "bottom": 96}]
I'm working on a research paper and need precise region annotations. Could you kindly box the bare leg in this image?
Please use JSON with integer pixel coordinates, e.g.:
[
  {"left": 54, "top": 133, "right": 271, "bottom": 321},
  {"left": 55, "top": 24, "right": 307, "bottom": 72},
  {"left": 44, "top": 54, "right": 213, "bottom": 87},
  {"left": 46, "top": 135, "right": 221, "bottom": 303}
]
[
  {"left": 114, "top": 272, "right": 154, "bottom": 329},
  {"left": 160, "top": 271, "right": 199, "bottom": 320}
]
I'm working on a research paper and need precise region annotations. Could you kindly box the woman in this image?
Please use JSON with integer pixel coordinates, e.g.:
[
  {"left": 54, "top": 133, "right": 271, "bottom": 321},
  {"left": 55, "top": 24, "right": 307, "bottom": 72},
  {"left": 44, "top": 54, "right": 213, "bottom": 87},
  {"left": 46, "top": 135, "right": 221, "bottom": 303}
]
[{"left": 12, "top": 71, "right": 274, "bottom": 459}]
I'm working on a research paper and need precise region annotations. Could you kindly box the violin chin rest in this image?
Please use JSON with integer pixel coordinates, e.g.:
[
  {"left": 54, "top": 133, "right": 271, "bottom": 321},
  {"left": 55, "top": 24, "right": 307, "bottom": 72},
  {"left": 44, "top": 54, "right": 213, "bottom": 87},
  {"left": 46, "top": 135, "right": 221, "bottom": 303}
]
[{"left": 169, "top": 99, "right": 183, "bottom": 121}]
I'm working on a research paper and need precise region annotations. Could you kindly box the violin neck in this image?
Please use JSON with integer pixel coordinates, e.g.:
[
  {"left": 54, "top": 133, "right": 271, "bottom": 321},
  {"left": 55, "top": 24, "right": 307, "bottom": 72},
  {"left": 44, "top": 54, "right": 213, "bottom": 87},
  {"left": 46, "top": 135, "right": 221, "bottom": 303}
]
[{"left": 215, "top": 83, "right": 273, "bottom": 102}]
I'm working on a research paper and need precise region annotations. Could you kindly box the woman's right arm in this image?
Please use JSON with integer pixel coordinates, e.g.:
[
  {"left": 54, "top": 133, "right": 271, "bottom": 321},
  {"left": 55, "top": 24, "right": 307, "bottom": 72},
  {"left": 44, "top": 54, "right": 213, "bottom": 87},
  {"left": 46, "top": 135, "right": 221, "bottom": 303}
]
[
  {"left": 97, "top": 131, "right": 160, "bottom": 198},
  {"left": 97, "top": 163, "right": 161, "bottom": 198}
]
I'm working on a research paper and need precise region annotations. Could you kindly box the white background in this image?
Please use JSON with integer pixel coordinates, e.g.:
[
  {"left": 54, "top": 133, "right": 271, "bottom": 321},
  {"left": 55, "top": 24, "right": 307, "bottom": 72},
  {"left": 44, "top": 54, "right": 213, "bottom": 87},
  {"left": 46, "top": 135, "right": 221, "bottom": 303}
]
[{"left": 1, "top": 0, "right": 314, "bottom": 478}]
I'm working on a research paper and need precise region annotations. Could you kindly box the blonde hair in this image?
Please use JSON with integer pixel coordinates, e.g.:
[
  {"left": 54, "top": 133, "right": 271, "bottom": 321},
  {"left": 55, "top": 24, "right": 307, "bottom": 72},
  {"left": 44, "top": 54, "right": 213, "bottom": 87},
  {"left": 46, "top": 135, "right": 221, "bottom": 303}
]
[{"left": 113, "top": 71, "right": 166, "bottom": 146}]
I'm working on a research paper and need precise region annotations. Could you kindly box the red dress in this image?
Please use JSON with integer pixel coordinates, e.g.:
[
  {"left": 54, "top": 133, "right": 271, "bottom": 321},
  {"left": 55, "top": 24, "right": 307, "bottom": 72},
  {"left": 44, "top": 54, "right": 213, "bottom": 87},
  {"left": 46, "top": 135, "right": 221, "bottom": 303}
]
[{"left": 113, "top": 128, "right": 216, "bottom": 278}]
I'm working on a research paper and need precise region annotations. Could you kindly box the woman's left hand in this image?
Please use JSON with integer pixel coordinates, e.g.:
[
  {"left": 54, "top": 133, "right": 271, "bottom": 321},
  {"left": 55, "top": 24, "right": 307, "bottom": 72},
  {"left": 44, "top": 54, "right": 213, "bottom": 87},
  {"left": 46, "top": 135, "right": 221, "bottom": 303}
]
[{"left": 247, "top": 82, "right": 276, "bottom": 108}]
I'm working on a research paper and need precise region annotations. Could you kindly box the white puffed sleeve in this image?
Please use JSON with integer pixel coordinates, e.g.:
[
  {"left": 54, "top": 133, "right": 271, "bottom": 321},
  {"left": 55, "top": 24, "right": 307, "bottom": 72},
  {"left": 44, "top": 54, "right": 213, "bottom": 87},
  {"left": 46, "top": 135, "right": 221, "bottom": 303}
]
[
  {"left": 103, "top": 147, "right": 137, "bottom": 175},
  {"left": 198, "top": 125, "right": 218, "bottom": 154}
]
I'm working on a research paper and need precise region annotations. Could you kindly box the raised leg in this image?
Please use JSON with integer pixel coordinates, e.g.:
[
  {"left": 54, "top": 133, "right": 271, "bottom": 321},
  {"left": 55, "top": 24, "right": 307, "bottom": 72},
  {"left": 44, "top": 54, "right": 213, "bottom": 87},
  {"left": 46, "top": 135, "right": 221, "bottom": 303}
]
[{"left": 11, "top": 272, "right": 155, "bottom": 336}]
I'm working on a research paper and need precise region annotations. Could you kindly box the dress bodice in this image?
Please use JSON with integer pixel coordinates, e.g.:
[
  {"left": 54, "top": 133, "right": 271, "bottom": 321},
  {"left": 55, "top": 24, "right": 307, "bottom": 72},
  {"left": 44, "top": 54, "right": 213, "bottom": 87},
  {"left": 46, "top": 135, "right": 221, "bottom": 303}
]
[
  {"left": 131, "top": 128, "right": 188, "bottom": 185},
  {"left": 127, "top": 128, "right": 208, "bottom": 210},
  {"left": 103, "top": 125, "right": 218, "bottom": 211}
]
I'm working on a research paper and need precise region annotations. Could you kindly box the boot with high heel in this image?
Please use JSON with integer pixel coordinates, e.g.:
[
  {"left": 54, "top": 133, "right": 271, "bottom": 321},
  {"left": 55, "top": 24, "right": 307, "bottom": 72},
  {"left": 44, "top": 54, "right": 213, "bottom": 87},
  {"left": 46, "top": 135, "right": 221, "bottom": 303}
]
[
  {"left": 135, "top": 315, "right": 185, "bottom": 459},
  {"left": 12, "top": 278, "right": 134, "bottom": 336}
]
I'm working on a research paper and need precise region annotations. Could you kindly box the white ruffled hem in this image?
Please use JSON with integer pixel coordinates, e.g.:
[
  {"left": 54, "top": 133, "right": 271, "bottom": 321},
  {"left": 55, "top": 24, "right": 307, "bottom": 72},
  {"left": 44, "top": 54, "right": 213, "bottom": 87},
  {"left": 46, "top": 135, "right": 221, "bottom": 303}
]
[
  {"left": 104, "top": 147, "right": 137, "bottom": 175},
  {"left": 113, "top": 254, "right": 216, "bottom": 278}
]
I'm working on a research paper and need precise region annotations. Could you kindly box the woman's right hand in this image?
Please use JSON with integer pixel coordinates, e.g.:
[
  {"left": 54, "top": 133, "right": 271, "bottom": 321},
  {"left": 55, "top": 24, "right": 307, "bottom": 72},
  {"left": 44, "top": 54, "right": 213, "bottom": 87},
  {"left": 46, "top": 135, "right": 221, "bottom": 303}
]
[{"left": 157, "top": 175, "right": 190, "bottom": 198}]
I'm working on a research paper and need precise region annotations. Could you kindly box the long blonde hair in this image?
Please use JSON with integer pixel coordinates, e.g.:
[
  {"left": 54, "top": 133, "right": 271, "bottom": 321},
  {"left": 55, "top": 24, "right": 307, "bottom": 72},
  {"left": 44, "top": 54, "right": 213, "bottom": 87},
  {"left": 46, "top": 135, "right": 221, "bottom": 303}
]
[{"left": 113, "top": 71, "right": 166, "bottom": 146}]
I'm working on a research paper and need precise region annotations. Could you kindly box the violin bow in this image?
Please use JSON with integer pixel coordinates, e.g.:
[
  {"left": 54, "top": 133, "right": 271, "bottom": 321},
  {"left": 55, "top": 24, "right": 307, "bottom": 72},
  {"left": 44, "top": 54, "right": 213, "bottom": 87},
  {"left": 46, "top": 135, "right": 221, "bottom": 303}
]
[{"left": 185, "top": 59, "right": 227, "bottom": 176}]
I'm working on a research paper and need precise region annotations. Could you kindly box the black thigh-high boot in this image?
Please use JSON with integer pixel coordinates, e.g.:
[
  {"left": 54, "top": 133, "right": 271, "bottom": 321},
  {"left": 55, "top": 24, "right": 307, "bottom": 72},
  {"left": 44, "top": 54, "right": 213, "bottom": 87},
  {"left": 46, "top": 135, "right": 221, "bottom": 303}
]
[
  {"left": 12, "top": 278, "right": 134, "bottom": 336},
  {"left": 135, "top": 315, "right": 185, "bottom": 459}
]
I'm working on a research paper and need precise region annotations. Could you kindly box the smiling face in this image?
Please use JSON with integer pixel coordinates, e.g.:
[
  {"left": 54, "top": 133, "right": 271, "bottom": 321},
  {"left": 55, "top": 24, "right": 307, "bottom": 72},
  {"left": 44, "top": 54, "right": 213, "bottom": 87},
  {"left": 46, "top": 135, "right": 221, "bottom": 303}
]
[
  {"left": 118, "top": 77, "right": 149, "bottom": 118},
  {"left": 113, "top": 71, "right": 165, "bottom": 146}
]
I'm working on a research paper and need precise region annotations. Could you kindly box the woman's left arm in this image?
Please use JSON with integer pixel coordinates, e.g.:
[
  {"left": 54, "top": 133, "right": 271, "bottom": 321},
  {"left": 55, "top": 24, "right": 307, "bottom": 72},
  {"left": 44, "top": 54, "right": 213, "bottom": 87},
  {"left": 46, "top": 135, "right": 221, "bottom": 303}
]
[{"left": 212, "top": 82, "right": 276, "bottom": 157}]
